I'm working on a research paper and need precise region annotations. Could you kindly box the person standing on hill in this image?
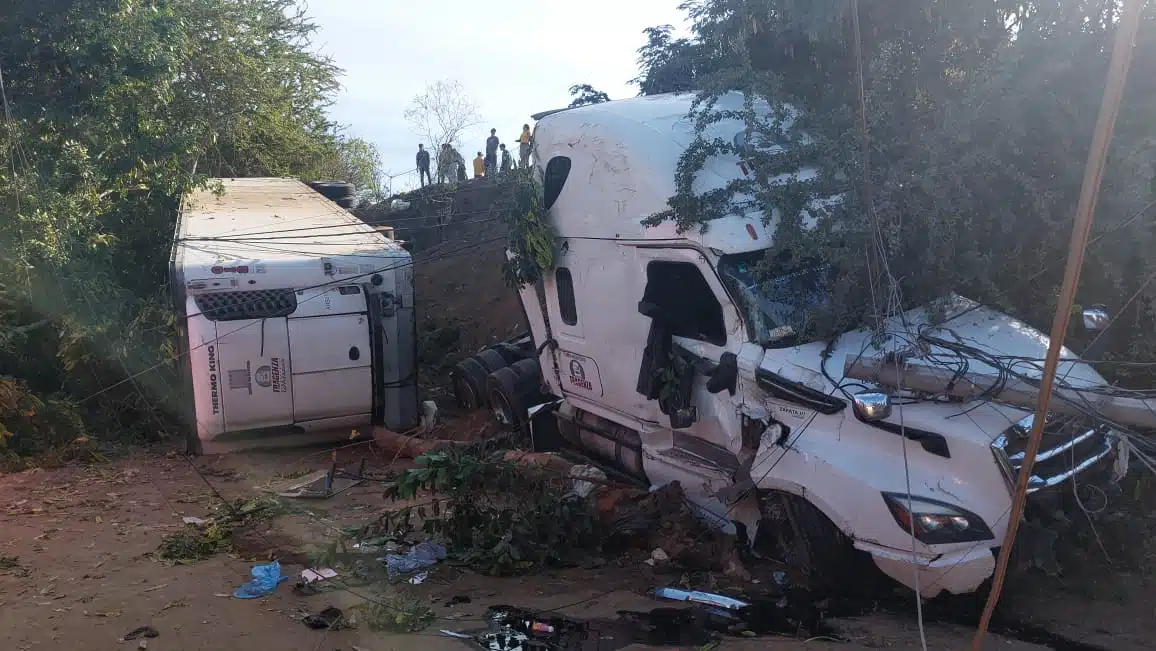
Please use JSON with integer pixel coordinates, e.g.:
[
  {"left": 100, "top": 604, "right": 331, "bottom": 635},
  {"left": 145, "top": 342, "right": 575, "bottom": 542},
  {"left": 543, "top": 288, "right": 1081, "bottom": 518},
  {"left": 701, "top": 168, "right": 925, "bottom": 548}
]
[
  {"left": 416, "top": 144, "right": 432, "bottom": 187},
  {"left": 473, "top": 151, "right": 486, "bottom": 179},
  {"left": 517, "top": 124, "right": 532, "bottom": 169},
  {"left": 484, "top": 128, "right": 500, "bottom": 176},
  {"left": 499, "top": 143, "right": 513, "bottom": 175}
]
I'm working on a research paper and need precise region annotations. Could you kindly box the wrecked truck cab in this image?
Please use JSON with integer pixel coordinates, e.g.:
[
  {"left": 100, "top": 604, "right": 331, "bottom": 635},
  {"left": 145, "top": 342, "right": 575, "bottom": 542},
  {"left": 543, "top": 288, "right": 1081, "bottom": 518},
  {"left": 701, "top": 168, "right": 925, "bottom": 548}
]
[{"left": 460, "top": 92, "right": 1126, "bottom": 598}]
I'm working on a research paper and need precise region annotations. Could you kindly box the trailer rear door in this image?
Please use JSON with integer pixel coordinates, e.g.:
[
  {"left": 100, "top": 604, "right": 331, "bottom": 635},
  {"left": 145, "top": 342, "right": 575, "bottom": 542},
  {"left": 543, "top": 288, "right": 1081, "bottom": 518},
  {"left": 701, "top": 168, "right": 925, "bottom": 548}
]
[{"left": 287, "top": 290, "right": 373, "bottom": 423}]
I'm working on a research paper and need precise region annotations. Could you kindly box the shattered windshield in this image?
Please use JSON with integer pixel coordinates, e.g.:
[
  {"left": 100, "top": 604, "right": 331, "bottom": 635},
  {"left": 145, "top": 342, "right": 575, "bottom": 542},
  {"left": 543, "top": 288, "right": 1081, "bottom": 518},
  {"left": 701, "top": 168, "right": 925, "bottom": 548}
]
[{"left": 717, "top": 251, "right": 832, "bottom": 348}]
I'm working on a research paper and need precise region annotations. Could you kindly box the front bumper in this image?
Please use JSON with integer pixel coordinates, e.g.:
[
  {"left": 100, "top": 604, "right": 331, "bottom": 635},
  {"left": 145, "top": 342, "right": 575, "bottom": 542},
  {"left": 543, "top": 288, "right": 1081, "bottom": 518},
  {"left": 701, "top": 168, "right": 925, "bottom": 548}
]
[{"left": 857, "top": 540, "right": 995, "bottom": 598}]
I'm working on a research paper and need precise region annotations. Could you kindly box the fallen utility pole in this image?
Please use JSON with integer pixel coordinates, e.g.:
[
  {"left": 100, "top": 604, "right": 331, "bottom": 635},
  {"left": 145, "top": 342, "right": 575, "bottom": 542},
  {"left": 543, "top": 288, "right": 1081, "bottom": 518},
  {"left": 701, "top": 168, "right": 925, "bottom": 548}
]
[
  {"left": 965, "top": 1, "right": 1145, "bottom": 649},
  {"left": 843, "top": 356, "right": 1156, "bottom": 430}
]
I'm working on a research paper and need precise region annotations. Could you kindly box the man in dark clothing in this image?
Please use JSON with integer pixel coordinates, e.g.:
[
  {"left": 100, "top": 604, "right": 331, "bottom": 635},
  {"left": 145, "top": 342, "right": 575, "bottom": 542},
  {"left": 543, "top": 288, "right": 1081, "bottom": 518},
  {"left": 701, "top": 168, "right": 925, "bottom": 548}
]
[
  {"left": 416, "top": 144, "right": 432, "bottom": 187},
  {"left": 499, "top": 143, "right": 513, "bottom": 176},
  {"left": 484, "top": 128, "right": 499, "bottom": 176}
]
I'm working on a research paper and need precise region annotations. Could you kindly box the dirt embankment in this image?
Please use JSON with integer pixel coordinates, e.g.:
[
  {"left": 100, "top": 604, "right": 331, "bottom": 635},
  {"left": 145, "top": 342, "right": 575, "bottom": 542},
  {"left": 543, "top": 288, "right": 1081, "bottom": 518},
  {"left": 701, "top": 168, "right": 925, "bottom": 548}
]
[{"left": 358, "top": 180, "right": 529, "bottom": 404}]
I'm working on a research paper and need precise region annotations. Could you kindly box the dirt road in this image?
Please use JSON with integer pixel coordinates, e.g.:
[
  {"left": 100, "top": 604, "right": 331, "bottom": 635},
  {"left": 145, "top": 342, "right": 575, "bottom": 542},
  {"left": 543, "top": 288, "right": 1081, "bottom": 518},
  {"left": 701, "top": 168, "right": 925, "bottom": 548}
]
[{"left": 0, "top": 445, "right": 1147, "bottom": 651}]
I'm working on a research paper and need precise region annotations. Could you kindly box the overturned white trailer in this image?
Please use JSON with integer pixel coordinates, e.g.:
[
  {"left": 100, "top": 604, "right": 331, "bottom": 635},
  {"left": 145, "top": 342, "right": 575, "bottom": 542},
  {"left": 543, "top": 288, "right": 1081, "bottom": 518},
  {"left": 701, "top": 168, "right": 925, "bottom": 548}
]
[{"left": 169, "top": 178, "right": 418, "bottom": 453}]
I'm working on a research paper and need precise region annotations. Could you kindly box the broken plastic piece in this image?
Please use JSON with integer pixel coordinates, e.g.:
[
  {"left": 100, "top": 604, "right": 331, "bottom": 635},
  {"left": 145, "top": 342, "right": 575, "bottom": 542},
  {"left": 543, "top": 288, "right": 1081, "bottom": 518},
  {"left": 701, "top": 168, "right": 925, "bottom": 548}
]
[
  {"left": 651, "top": 587, "right": 750, "bottom": 610},
  {"left": 301, "top": 568, "right": 337, "bottom": 584}
]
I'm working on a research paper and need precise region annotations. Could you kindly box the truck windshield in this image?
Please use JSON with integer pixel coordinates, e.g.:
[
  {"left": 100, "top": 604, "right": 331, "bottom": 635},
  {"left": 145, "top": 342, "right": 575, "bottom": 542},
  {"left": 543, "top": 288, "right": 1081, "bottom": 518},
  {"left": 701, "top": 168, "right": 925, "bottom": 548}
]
[{"left": 717, "top": 251, "right": 832, "bottom": 348}]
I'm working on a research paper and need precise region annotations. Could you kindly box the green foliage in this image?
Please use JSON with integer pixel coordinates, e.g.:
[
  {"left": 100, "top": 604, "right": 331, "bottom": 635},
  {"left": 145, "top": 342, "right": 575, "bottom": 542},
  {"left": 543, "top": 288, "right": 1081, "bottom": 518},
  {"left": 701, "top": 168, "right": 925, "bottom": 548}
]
[
  {"left": 353, "top": 595, "right": 435, "bottom": 633},
  {"left": 374, "top": 448, "right": 597, "bottom": 576},
  {"left": 568, "top": 83, "right": 611, "bottom": 107},
  {"left": 497, "top": 172, "right": 556, "bottom": 289},
  {"left": 640, "top": 1, "right": 1156, "bottom": 370},
  {"left": 0, "top": 0, "right": 370, "bottom": 457},
  {"left": 155, "top": 496, "right": 284, "bottom": 563}
]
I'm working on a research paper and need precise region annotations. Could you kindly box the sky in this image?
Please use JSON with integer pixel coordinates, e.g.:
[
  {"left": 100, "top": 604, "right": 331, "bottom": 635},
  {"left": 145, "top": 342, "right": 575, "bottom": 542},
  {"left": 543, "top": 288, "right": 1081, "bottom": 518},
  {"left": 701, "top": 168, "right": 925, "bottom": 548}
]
[{"left": 305, "top": 0, "right": 689, "bottom": 193}]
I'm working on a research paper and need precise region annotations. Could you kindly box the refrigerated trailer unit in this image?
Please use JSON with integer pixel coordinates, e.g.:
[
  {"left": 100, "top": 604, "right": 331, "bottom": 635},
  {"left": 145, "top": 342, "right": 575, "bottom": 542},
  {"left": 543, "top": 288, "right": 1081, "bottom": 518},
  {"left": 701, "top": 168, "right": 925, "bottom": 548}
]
[{"left": 169, "top": 178, "right": 418, "bottom": 453}]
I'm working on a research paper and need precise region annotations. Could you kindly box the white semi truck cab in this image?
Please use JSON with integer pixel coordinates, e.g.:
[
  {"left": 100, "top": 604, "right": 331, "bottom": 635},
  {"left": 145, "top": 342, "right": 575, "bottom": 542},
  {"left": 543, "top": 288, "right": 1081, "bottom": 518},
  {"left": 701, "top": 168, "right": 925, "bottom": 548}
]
[
  {"left": 452, "top": 93, "right": 1126, "bottom": 597},
  {"left": 170, "top": 178, "right": 418, "bottom": 453}
]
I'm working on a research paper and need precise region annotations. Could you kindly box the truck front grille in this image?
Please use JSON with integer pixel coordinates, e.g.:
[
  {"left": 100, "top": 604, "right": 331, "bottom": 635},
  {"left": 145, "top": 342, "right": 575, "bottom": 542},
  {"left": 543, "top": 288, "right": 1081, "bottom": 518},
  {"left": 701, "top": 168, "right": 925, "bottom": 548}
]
[{"left": 990, "top": 414, "right": 1115, "bottom": 494}]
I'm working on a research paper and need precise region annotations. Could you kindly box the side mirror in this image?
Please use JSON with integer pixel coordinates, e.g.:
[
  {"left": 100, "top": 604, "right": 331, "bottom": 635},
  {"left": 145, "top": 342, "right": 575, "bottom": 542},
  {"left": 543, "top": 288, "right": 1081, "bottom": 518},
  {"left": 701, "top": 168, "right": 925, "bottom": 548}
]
[
  {"left": 1082, "top": 305, "right": 1110, "bottom": 332},
  {"left": 706, "top": 352, "right": 738, "bottom": 396},
  {"left": 852, "top": 392, "right": 891, "bottom": 422}
]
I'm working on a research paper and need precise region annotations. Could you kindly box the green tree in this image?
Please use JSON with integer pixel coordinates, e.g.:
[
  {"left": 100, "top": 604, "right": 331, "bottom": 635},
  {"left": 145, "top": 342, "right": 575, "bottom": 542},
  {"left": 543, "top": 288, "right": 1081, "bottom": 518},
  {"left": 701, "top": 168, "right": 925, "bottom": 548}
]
[
  {"left": 640, "top": 0, "right": 1156, "bottom": 374},
  {"left": 0, "top": 0, "right": 356, "bottom": 459},
  {"left": 567, "top": 84, "right": 611, "bottom": 107}
]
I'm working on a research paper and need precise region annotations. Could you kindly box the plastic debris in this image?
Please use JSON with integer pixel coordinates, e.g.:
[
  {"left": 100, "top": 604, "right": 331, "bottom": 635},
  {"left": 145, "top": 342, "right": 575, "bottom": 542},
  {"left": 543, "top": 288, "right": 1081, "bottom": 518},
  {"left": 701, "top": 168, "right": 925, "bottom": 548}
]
[
  {"left": 409, "top": 570, "right": 429, "bottom": 585},
  {"left": 301, "top": 568, "right": 337, "bottom": 584},
  {"left": 651, "top": 587, "right": 750, "bottom": 610},
  {"left": 119, "top": 626, "right": 159, "bottom": 642},
  {"left": 303, "top": 606, "right": 345, "bottom": 630},
  {"left": 420, "top": 400, "right": 439, "bottom": 430},
  {"left": 181, "top": 516, "right": 207, "bottom": 525},
  {"left": 772, "top": 571, "right": 790, "bottom": 588},
  {"left": 568, "top": 464, "right": 607, "bottom": 498},
  {"left": 232, "top": 561, "right": 287, "bottom": 599},
  {"left": 381, "top": 540, "right": 446, "bottom": 579}
]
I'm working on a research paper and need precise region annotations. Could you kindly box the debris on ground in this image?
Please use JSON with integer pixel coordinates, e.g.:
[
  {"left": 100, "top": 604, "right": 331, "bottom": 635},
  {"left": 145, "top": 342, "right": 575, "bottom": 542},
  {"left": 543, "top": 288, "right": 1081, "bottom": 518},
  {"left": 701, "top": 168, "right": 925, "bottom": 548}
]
[
  {"left": 301, "top": 567, "right": 337, "bottom": 584},
  {"left": 156, "top": 497, "right": 284, "bottom": 563},
  {"left": 273, "top": 460, "right": 366, "bottom": 499},
  {"left": 233, "top": 561, "right": 287, "bottom": 599},
  {"left": 118, "top": 626, "right": 159, "bottom": 642},
  {"left": 302, "top": 606, "right": 346, "bottom": 630},
  {"left": 382, "top": 541, "right": 446, "bottom": 579}
]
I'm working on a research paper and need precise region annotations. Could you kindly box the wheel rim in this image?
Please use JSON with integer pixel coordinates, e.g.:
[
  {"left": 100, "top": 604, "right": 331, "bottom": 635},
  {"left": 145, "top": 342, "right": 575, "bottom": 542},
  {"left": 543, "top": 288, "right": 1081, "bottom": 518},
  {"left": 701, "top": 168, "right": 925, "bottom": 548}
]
[{"left": 491, "top": 392, "right": 515, "bottom": 426}]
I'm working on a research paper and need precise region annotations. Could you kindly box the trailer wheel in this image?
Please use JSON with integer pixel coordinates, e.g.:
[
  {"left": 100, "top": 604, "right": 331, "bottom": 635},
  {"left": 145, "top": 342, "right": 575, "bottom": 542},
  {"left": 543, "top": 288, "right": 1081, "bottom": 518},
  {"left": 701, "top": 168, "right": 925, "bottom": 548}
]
[{"left": 451, "top": 357, "right": 489, "bottom": 410}]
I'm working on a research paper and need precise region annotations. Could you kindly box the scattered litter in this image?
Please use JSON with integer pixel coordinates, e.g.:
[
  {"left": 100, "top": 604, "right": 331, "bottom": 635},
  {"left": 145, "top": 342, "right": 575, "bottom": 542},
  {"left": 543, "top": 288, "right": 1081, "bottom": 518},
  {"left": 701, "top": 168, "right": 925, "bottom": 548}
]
[
  {"left": 301, "top": 568, "right": 337, "bottom": 584},
  {"left": 651, "top": 587, "right": 749, "bottom": 611},
  {"left": 772, "top": 571, "right": 790, "bottom": 588},
  {"left": 233, "top": 561, "right": 287, "bottom": 599},
  {"left": 119, "top": 626, "right": 159, "bottom": 642},
  {"left": 181, "top": 516, "right": 207, "bottom": 525},
  {"left": 420, "top": 400, "right": 439, "bottom": 430},
  {"left": 445, "top": 595, "right": 472, "bottom": 607},
  {"left": 409, "top": 570, "right": 429, "bottom": 585},
  {"left": 273, "top": 459, "right": 366, "bottom": 499},
  {"left": 381, "top": 540, "right": 446, "bottom": 579},
  {"left": 303, "top": 606, "right": 345, "bottom": 630},
  {"left": 143, "top": 583, "right": 168, "bottom": 593},
  {"left": 440, "top": 629, "right": 474, "bottom": 639},
  {"left": 137, "top": 641, "right": 148, "bottom": 650},
  {"left": 569, "top": 464, "right": 608, "bottom": 499}
]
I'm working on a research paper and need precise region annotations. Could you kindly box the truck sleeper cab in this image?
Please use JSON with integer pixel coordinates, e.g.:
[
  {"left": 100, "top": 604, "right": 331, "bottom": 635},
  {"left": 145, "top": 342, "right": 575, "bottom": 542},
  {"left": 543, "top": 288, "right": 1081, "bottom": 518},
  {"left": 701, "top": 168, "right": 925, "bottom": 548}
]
[
  {"left": 169, "top": 178, "right": 418, "bottom": 453},
  {"left": 460, "top": 93, "right": 1126, "bottom": 597}
]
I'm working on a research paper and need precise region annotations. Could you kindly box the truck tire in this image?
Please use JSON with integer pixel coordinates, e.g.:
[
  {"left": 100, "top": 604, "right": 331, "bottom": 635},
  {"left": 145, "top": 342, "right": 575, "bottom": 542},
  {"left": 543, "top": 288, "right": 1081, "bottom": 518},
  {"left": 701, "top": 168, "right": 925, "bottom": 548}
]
[
  {"left": 476, "top": 348, "right": 510, "bottom": 374},
  {"left": 451, "top": 357, "right": 489, "bottom": 410},
  {"left": 486, "top": 360, "right": 545, "bottom": 433},
  {"left": 756, "top": 491, "right": 873, "bottom": 598},
  {"left": 306, "top": 180, "right": 355, "bottom": 201},
  {"left": 336, "top": 196, "right": 356, "bottom": 210}
]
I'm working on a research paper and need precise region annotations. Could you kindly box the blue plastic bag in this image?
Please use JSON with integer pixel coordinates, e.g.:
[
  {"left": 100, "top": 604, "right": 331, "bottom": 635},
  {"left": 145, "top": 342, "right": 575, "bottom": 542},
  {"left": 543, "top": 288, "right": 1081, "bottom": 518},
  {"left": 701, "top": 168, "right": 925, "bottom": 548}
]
[{"left": 233, "top": 561, "right": 287, "bottom": 599}]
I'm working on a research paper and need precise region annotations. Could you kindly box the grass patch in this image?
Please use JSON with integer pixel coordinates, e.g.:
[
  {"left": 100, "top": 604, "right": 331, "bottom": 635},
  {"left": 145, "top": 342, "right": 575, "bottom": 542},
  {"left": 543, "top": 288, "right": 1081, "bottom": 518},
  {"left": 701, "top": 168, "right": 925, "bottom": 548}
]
[
  {"left": 352, "top": 595, "right": 436, "bottom": 633},
  {"left": 156, "top": 497, "right": 285, "bottom": 563}
]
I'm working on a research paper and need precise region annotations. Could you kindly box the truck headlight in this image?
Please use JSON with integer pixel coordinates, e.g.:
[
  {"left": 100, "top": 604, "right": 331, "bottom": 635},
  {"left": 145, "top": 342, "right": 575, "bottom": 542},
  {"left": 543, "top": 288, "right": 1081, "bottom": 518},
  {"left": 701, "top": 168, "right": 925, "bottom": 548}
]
[{"left": 881, "top": 492, "right": 994, "bottom": 545}]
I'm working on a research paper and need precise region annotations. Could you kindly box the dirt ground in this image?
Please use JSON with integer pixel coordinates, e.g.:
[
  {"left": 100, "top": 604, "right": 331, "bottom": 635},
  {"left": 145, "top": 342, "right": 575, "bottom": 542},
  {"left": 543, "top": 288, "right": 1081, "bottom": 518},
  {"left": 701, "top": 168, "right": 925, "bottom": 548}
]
[{"left": 0, "top": 441, "right": 1150, "bottom": 651}]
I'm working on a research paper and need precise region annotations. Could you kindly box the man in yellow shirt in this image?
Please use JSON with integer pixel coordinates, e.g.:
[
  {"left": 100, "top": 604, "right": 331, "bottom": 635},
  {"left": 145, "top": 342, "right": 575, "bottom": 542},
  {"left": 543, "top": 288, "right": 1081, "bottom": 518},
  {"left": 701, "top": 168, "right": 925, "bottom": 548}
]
[
  {"left": 472, "top": 152, "right": 486, "bottom": 179},
  {"left": 517, "top": 124, "right": 532, "bottom": 169}
]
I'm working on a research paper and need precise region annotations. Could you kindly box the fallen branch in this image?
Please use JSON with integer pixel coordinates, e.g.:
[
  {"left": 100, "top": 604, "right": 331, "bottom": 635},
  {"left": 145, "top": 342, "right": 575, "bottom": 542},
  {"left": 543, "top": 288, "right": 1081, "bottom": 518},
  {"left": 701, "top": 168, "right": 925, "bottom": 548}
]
[
  {"left": 843, "top": 355, "right": 1156, "bottom": 429},
  {"left": 371, "top": 427, "right": 467, "bottom": 459}
]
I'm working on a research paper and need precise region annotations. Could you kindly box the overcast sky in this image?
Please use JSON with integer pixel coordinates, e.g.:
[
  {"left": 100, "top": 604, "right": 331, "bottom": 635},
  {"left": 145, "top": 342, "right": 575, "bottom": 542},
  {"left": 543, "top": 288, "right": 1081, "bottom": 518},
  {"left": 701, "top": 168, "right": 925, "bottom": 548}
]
[{"left": 305, "top": 0, "right": 689, "bottom": 193}]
